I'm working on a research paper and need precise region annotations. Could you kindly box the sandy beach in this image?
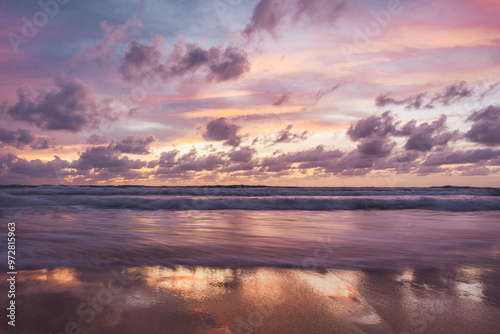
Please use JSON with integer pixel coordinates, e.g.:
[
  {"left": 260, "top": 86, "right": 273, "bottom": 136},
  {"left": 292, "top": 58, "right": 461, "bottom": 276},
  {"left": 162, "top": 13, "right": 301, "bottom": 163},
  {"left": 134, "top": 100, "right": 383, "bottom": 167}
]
[{"left": 2, "top": 264, "right": 499, "bottom": 334}]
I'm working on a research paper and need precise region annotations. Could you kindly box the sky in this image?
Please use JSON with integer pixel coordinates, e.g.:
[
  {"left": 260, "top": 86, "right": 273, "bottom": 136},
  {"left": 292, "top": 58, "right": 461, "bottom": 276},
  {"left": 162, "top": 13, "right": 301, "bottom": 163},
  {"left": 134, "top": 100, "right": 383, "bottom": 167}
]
[{"left": 0, "top": 0, "right": 500, "bottom": 186}]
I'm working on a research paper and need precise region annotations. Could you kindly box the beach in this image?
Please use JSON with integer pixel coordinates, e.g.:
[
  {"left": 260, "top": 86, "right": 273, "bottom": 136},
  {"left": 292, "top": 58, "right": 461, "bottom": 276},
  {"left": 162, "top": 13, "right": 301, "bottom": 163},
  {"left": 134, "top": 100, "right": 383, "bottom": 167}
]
[
  {"left": 1, "top": 185, "right": 500, "bottom": 333},
  {"left": 2, "top": 265, "right": 500, "bottom": 333}
]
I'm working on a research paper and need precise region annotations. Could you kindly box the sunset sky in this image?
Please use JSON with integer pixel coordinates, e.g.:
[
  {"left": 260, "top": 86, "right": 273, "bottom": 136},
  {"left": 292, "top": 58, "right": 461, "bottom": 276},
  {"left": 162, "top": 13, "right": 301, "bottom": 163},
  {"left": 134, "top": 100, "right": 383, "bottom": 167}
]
[{"left": 1, "top": 0, "right": 500, "bottom": 186}]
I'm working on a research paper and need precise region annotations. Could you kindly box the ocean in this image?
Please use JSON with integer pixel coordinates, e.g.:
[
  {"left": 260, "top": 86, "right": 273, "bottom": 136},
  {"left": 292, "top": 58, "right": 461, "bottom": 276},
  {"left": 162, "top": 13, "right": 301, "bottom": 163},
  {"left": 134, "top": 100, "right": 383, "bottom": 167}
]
[
  {"left": 2, "top": 186, "right": 500, "bottom": 333},
  {"left": 1, "top": 185, "right": 499, "bottom": 270}
]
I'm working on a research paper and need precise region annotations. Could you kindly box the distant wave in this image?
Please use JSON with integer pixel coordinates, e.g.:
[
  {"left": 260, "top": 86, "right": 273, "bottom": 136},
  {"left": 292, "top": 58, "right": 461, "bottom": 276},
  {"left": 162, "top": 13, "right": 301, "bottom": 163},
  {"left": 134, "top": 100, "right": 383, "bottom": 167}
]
[
  {"left": 1, "top": 192, "right": 500, "bottom": 211},
  {"left": 1, "top": 185, "right": 499, "bottom": 197}
]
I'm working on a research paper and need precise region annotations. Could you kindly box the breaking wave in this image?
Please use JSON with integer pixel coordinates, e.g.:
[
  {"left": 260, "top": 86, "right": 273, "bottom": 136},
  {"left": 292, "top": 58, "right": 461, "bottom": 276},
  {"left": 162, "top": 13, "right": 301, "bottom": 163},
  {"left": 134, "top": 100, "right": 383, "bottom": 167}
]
[{"left": 1, "top": 185, "right": 499, "bottom": 211}]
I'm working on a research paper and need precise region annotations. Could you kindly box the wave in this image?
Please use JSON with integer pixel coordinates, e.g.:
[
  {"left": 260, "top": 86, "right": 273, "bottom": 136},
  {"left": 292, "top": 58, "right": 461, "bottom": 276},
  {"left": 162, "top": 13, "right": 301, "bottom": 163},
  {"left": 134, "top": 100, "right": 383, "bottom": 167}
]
[
  {"left": 1, "top": 193, "right": 499, "bottom": 211},
  {"left": 1, "top": 185, "right": 499, "bottom": 197}
]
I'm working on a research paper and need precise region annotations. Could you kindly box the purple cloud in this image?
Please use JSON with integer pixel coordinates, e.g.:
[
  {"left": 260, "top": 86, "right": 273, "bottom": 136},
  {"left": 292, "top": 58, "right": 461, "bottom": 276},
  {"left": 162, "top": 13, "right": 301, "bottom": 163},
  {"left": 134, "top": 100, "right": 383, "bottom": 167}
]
[
  {"left": 112, "top": 134, "right": 157, "bottom": 155},
  {"left": 465, "top": 105, "right": 500, "bottom": 146},
  {"left": 0, "top": 127, "right": 57, "bottom": 150},
  {"left": 5, "top": 78, "right": 129, "bottom": 132},
  {"left": 202, "top": 118, "right": 242, "bottom": 147},
  {"left": 120, "top": 39, "right": 250, "bottom": 85}
]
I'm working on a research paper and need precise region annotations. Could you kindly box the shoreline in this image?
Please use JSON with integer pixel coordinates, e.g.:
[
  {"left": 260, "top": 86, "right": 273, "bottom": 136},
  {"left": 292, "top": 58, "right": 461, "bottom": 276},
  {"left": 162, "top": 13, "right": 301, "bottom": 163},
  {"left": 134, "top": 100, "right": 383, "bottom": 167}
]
[{"left": 3, "top": 264, "right": 499, "bottom": 333}]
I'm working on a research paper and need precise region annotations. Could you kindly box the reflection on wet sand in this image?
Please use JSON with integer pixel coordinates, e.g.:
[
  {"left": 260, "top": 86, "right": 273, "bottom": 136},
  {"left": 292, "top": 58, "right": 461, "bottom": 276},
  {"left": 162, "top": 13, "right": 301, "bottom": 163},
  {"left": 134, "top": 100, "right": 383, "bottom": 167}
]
[{"left": 2, "top": 265, "right": 500, "bottom": 334}]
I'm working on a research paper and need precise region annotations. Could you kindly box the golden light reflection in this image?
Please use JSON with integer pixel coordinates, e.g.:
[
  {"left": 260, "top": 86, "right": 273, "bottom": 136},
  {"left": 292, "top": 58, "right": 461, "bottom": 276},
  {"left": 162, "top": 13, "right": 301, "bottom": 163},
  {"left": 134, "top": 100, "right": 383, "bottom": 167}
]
[
  {"left": 18, "top": 268, "right": 77, "bottom": 285},
  {"left": 13, "top": 265, "right": 494, "bottom": 333}
]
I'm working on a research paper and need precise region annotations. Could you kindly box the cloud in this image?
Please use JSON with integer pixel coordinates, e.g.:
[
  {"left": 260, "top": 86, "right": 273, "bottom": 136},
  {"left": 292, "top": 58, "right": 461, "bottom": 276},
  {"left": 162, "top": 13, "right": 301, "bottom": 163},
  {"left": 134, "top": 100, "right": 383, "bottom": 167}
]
[
  {"left": 422, "top": 148, "right": 500, "bottom": 166},
  {"left": 0, "top": 153, "right": 69, "bottom": 182},
  {"left": 348, "top": 111, "right": 456, "bottom": 153},
  {"left": 347, "top": 111, "right": 396, "bottom": 141},
  {"left": 243, "top": 0, "right": 346, "bottom": 39},
  {"left": 112, "top": 134, "right": 156, "bottom": 155},
  {"left": 75, "top": 16, "right": 143, "bottom": 64},
  {"left": 119, "top": 36, "right": 165, "bottom": 82},
  {"left": 30, "top": 136, "right": 58, "bottom": 150},
  {"left": 71, "top": 145, "right": 147, "bottom": 173},
  {"left": 292, "top": 0, "right": 346, "bottom": 24},
  {"left": 87, "top": 134, "right": 108, "bottom": 145},
  {"left": 243, "top": 0, "right": 285, "bottom": 38},
  {"left": 427, "top": 81, "right": 473, "bottom": 108},
  {"left": 0, "top": 128, "right": 35, "bottom": 149},
  {"left": 229, "top": 147, "right": 256, "bottom": 163},
  {"left": 153, "top": 149, "right": 227, "bottom": 178},
  {"left": 261, "top": 145, "right": 344, "bottom": 172},
  {"left": 456, "top": 165, "right": 490, "bottom": 176},
  {"left": 355, "top": 138, "right": 396, "bottom": 157},
  {"left": 258, "top": 124, "right": 310, "bottom": 146},
  {"left": 202, "top": 118, "right": 242, "bottom": 147},
  {"left": 0, "top": 127, "right": 57, "bottom": 150},
  {"left": 465, "top": 105, "right": 500, "bottom": 145},
  {"left": 375, "top": 81, "right": 476, "bottom": 110},
  {"left": 272, "top": 93, "right": 289, "bottom": 106},
  {"left": 375, "top": 93, "right": 426, "bottom": 110},
  {"left": 401, "top": 115, "right": 458, "bottom": 152},
  {"left": 207, "top": 46, "right": 251, "bottom": 82},
  {"left": 5, "top": 78, "right": 129, "bottom": 132},
  {"left": 312, "top": 84, "right": 342, "bottom": 105},
  {"left": 120, "top": 38, "right": 250, "bottom": 85}
]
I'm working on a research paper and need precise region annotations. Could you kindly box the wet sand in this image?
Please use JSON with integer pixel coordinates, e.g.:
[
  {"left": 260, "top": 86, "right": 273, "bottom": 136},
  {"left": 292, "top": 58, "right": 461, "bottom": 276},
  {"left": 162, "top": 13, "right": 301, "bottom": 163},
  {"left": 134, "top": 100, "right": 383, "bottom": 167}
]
[{"left": 2, "top": 264, "right": 500, "bottom": 334}]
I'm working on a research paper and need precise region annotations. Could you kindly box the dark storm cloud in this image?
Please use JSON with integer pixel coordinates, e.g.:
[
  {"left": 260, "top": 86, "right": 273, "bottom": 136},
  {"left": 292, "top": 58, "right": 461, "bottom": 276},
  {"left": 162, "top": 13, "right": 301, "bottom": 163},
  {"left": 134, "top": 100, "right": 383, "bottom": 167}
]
[
  {"left": 202, "top": 118, "right": 242, "bottom": 147},
  {"left": 375, "top": 81, "right": 478, "bottom": 110},
  {"left": 465, "top": 105, "right": 500, "bottom": 146},
  {"left": 120, "top": 39, "right": 250, "bottom": 85},
  {"left": 5, "top": 78, "right": 128, "bottom": 132},
  {"left": 0, "top": 127, "right": 57, "bottom": 150},
  {"left": 112, "top": 134, "right": 157, "bottom": 155}
]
